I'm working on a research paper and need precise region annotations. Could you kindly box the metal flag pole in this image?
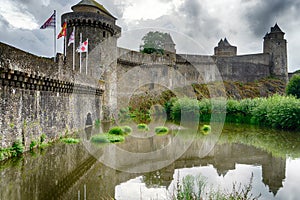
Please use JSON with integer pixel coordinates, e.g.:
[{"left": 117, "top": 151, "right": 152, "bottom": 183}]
[
  {"left": 54, "top": 10, "right": 56, "bottom": 62},
  {"left": 86, "top": 38, "right": 88, "bottom": 75},
  {"left": 80, "top": 33, "right": 82, "bottom": 73},
  {"left": 73, "top": 26, "right": 76, "bottom": 71},
  {"left": 64, "top": 20, "right": 67, "bottom": 57}
]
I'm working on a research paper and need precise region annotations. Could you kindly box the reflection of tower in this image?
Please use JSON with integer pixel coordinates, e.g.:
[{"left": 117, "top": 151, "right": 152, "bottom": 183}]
[
  {"left": 262, "top": 155, "right": 286, "bottom": 196},
  {"left": 61, "top": 0, "right": 121, "bottom": 118}
]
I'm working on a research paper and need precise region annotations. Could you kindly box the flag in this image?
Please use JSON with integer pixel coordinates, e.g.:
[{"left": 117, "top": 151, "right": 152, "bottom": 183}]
[
  {"left": 40, "top": 12, "right": 56, "bottom": 29},
  {"left": 68, "top": 29, "right": 75, "bottom": 46},
  {"left": 57, "top": 22, "right": 67, "bottom": 39},
  {"left": 77, "top": 39, "right": 88, "bottom": 53}
]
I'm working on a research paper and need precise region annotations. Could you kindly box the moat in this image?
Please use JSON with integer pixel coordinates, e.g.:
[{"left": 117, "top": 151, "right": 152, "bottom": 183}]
[{"left": 0, "top": 123, "right": 299, "bottom": 200}]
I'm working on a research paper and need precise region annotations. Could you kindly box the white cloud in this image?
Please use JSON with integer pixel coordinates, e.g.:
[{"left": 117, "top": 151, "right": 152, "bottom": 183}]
[
  {"left": 122, "top": 0, "right": 183, "bottom": 21},
  {"left": 0, "top": 0, "right": 299, "bottom": 72},
  {"left": 0, "top": 0, "right": 38, "bottom": 30}
]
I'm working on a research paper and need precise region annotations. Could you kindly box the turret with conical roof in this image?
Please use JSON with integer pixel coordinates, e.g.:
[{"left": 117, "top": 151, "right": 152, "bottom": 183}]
[
  {"left": 263, "top": 23, "right": 288, "bottom": 82},
  {"left": 61, "top": 0, "right": 121, "bottom": 74},
  {"left": 71, "top": 0, "right": 116, "bottom": 19},
  {"left": 214, "top": 38, "right": 237, "bottom": 57}
]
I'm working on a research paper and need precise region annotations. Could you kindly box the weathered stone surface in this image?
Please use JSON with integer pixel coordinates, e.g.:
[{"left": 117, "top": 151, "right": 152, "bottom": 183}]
[{"left": 0, "top": 42, "right": 103, "bottom": 150}]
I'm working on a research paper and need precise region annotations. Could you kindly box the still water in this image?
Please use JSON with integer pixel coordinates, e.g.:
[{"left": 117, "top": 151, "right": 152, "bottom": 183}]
[{"left": 0, "top": 123, "right": 300, "bottom": 200}]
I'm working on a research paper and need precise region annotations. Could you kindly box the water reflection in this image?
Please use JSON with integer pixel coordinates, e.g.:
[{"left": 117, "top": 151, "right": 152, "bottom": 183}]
[{"left": 0, "top": 124, "right": 299, "bottom": 199}]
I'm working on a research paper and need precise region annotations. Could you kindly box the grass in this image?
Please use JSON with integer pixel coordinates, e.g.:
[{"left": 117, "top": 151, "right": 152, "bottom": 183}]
[
  {"left": 137, "top": 123, "right": 150, "bottom": 131},
  {"left": 91, "top": 134, "right": 125, "bottom": 144},
  {"left": 154, "top": 126, "right": 169, "bottom": 135},
  {"left": 30, "top": 140, "right": 38, "bottom": 151},
  {"left": 91, "top": 134, "right": 110, "bottom": 143},
  {"left": 122, "top": 126, "right": 132, "bottom": 134},
  {"left": 172, "top": 173, "right": 260, "bottom": 200},
  {"left": 40, "top": 133, "right": 47, "bottom": 143},
  {"left": 168, "top": 95, "right": 300, "bottom": 131},
  {"left": 0, "top": 140, "right": 24, "bottom": 161},
  {"left": 95, "top": 119, "right": 101, "bottom": 127},
  {"left": 60, "top": 138, "right": 80, "bottom": 144},
  {"left": 201, "top": 125, "right": 211, "bottom": 135},
  {"left": 109, "top": 126, "right": 125, "bottom": 135},
  {"left": 108, "top": 126, "right": 132, "bottom": 136}
]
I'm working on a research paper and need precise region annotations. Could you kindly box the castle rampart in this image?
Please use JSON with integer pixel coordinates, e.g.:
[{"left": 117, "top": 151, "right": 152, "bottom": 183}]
[
  {"left": 0, "top": 0, "right": 290, "bottom": 151},
  {"left": 0, "top": 42, "right": 103, "bottom": 149}
]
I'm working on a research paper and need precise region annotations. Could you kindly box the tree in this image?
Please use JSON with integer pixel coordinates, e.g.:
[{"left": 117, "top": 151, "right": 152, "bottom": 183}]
[
  {"left": 286, "top": 74, "right": 300, "bottom": 98},
  {"left": 140, "top": 31, "right": 169, "bottom": 55}
]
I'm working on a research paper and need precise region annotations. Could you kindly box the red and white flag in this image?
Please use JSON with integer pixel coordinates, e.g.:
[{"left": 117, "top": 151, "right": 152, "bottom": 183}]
[
  {"left": 77, "top": 39, "right": 88, "bottom": 53},
  {"left": 40, "top": 12, "right": 56, "bottom": 29},
  {"left": 68, "top": 29, "right": 75, "bottom": 46}
]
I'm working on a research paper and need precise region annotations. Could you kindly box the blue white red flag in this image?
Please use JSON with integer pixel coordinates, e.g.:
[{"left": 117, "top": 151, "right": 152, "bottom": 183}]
[{"left": 40, "top": 12, "right": 56, "bottom": 29}]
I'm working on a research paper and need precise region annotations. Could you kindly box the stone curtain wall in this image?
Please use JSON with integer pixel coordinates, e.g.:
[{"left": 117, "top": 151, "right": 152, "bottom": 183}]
[
  {"left": 0, "top": 42, "right": 103, "bottom": 149},
  {"left": 116, "top": 48, "right": 271, "bottom": 89}
]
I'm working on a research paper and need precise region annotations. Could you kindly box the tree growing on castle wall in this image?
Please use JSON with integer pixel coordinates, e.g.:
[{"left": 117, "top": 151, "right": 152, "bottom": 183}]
[
  {"left": 140, "top": 31, "right": 169, "bottom": 55},
  {"left": 286, "top": 74, "right": 300, "bottom": 98}
]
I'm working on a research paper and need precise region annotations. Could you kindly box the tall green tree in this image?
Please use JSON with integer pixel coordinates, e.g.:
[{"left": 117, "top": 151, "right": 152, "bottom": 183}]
[
  {"left": 286, "top": 74, "right": 300, "bottom": 98},
  {"left": 140, "top": 31, "right": 169, "bottom": 55}
]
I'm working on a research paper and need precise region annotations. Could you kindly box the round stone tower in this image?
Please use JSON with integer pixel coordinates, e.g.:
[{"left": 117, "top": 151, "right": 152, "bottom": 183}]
[
  {"left": 61, "top": 0, "right": 121, "bottom": 120},
  {"left": 263, "top": 23, "right": 288, "bottom": 82}
]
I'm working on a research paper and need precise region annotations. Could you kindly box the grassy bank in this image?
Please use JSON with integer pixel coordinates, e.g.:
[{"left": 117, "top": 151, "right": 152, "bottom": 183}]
[
  {"left": 167, "top": 95, "right": 300, "bottom": 131},
  {"left": 126, "top": 78, "right": 286, "bottom": 123}
]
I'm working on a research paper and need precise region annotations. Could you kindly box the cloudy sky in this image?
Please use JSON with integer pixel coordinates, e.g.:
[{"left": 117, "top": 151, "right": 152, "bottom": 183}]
[{"left": 0, "top": 0, "right": 300, "bottom": 72}]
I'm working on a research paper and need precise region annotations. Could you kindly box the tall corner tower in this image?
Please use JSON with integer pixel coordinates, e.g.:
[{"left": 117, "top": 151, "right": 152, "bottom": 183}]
[
  {"left": 62, "top": 0, "right": 122, "bottom": 119},
  {"left": 263, "top": 23, "right": 288, "bottom": 83}
]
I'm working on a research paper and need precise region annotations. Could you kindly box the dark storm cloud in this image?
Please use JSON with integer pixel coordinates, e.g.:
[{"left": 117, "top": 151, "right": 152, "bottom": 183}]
[
  {"left": 178, "top": 0, "right": 223, "bottom": 39},
  {"left": 243, "top": 0, "right": 300, "bottom": 36}
]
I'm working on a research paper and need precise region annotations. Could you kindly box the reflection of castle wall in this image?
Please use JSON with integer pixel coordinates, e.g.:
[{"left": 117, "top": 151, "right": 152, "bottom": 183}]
[
  {"left": 67, "top": 137, "right": 286, "bottom": 198},
  {"left": 0, "top": 131, "right": 286, "bottom": 199}
]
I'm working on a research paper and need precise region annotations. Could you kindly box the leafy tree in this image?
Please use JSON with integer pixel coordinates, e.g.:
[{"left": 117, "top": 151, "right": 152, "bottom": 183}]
[
  {"left": 140, "top": 31, "right": 169, "bottom": 55},
  {"left": 286, "top": 74, "right": 300, "bottom": 98}
]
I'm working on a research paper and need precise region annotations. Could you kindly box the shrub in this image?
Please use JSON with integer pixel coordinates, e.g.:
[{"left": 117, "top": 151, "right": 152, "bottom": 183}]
[
  {"left": 91, "top": 134, "right": 125, "bottom": 144},
  {"left": 171, "top": 97, "right": 200, "bottom": 122},
  {"left": 94, "top": 119, "right": 101, "bottom": 127},
  {"left": 155, "top": 126, "right": 169, "bottom": 135},
  {"left": 201, "top": 125, "right": 211, "bottom": 135},
  {"left": 30, "top": 140, "right": 38, "bottom": 151},
  {"left": 251, "top": 95, "right": 300, "bottom": 130},
  {"left": 91, "top": 134, "right": 110, "bottom": 143},
  {"left": 0, "top": 148, "right": 12, "bottom": 161},
  {"left": 106, "top": 134, "right": 125, "bottom": 143},
  {"left": 40, "top": 134, "right": 47, "bottom": 143},
  {"left": 164, "top": 97, "right": 178, "bottom": 119},
  {"left": 109, "top": 127, "right": 125, "bottom": 135},
  {"left": 11, "top": 140, "right": 24, "bottom": 157},
  {"left": 137, "top": 123, "right": 149, "bottom": 131},
  {"left": 286, "top": 74, "right": 300, "bottom": 98},
  {"left": 122, "top": 126, "right": 132, "bottom": 134}
]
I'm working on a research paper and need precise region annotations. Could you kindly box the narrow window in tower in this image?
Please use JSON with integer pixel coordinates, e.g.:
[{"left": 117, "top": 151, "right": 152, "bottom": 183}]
[{"left": 103, "top": 31, "right": 106, "bottom": 38}]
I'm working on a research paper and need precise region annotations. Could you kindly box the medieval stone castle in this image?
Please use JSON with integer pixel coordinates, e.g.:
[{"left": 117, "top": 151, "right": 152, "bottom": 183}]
[{"left": 0, "top": 0, "right": 288, "bottom": 149}]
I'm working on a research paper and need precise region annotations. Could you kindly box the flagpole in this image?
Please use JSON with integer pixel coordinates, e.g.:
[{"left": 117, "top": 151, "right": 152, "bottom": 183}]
[
  {"left": 86, "top": 38, "right": 88, "bottom": 75},
  {"left": 54, "top": 10, "right": 56, "bottom": 62},
  {"left": 80, "top": 33, "right": 82, "bottom": 73},
  {"left": 64, "top": 20, "right": 67, "bottom": 57},
  {"left": 73, "top": 26, "right": 75, "bottom": 71}
]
